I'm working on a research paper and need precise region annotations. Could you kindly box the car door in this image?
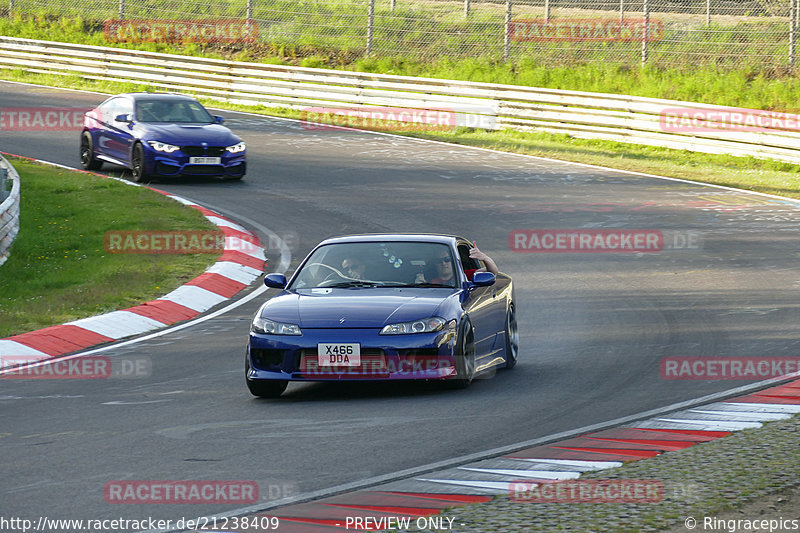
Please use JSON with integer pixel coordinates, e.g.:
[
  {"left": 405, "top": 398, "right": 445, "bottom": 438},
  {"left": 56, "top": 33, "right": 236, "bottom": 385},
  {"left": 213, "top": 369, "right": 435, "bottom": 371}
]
[
  {"left": 96, "top": 97, "right": 134, "bottom": 164},
  {"left": 456, "top": 241, "right": 497, "bottom": 364}
]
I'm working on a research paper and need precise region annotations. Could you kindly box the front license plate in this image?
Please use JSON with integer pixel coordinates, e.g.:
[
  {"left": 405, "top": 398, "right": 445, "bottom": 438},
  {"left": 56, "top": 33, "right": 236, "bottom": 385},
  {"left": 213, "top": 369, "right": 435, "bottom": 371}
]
[
  {"left": 189, "top": 157, "right": 221, "bottom": 164},
  {"left": 318, "top": 343, "right": 361, "bottom": 366}
]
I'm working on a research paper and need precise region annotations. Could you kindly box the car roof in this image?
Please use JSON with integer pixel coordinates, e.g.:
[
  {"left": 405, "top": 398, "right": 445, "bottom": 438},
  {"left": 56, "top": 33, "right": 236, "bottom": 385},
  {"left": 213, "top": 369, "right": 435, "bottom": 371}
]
[
  {"left": 117, "top": 93, "right": 199, "bottom": 102},
  {"left": 317, "top": 234, "right": 469, "bottom": 246}
]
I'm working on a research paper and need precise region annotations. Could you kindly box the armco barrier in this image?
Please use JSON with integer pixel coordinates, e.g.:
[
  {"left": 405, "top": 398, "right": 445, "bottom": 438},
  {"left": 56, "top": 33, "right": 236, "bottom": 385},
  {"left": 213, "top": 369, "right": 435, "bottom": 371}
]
[
  {"left": 2, "top": 35, "right": 800, "bottom": 164},
  {"left": 0, "top": 154, "right": 20, "bottom": 267}
]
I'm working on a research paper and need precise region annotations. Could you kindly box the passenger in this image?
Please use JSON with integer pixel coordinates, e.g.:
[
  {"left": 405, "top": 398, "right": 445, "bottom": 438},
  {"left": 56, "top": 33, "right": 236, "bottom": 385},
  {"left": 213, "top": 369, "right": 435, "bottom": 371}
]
[{"left": 429, "top": 242, "right": 498, "bottom": 285}]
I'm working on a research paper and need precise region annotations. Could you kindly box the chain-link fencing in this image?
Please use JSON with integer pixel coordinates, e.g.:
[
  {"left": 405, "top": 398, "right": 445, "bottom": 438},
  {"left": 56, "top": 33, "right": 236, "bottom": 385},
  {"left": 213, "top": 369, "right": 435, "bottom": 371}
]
[{"left": 4, "top": 0, "right": 799, "bottom": 67}]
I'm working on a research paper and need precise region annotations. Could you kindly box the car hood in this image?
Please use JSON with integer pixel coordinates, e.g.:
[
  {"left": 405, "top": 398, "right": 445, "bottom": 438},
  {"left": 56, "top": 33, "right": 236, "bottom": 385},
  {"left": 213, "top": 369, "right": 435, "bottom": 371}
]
[
  {"left": 259, "top": 288, "right": 453, "bottom": 328},
  {"left": 138, "top": 123, "right": 240, "bottom": 145}
]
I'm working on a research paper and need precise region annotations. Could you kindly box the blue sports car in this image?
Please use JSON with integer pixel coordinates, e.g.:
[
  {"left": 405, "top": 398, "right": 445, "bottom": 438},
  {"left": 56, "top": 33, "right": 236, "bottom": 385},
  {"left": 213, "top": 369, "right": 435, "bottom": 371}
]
[
  {"left": 80, "top": 92, "right": 246, "bottom": 182},
  {"left": 246, "top": 234, "right": 518, "bottom": 398}
]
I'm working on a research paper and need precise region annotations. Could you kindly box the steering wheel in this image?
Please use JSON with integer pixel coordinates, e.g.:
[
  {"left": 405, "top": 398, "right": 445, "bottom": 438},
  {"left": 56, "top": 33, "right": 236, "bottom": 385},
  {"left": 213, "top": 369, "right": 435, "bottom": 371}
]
[{"left": 307, "top": 262, "right": 348, "bottom": 286}]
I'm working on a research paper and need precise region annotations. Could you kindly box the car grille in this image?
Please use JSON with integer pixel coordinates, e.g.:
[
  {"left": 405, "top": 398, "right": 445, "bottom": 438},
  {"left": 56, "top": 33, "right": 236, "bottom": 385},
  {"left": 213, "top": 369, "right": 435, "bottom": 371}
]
[
  {"left": 297, "top": 349, "right": 388, "bottom": 378},
  {"left": 182, "top": 165, "right": 223, "bottom": 175},
  {"left": 182, "top": 146, "right": 225, "bottom": 156}
]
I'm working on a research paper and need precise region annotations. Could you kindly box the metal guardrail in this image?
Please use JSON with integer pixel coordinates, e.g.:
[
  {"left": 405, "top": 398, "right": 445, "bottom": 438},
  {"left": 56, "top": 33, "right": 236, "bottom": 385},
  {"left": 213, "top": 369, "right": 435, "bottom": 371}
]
[
  {"left": 1, "top": 35, "right": 800, "bottom": 164},
  {"left": 0, "top": 154, "right": 21, "bottom": 267}
]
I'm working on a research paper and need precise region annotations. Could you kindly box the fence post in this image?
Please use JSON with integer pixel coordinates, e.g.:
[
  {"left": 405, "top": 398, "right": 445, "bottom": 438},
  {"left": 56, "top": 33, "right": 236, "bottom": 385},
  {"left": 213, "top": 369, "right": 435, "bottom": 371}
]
[
  {"left": 367, "top": 0, "right": 375, "bottom": 56},
  {"left": 391, "top": 0, "right": 395, "bottom": 12},
  {"left": 464, "top": 0, "right": 470, "bottom": 19},
  {"left": 504, "top": 0, "right": 512, "bottom": 61},
  {"left": 792, "top": 0, "right": 797, "bottom": 67},
  {"left": 0, "top": 169, "right": 6, "bottom": 203},
  {"left": 8, "top": 0, "right": 13, "bottom": 16},
  {"left": 119, "top": 0, "right": 125, "bottom": 20},
  {"left": 247, "top": 0, "right": 253, "bottom": 24},
  {"left": 641, "top": 0, "right": 649, "bottom": 65},
  {"left": 544, "top": 0, "right": 550, "bottom": 23},
  {"left": 706, "top": 0, "right": 711, "bottom": 25},
  {"left": 620, "top": 0, "right": 624, "bottom": 24}
]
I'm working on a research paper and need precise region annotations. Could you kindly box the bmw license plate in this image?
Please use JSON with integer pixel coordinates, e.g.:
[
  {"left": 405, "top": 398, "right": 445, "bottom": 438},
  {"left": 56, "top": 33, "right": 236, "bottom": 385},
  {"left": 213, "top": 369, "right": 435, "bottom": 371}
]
[
  {"left": 189, "top": 157, "right": 221, "bottom": 164},
  {"left": 318, "top": 343, "right": 361, "bottom": 366}
]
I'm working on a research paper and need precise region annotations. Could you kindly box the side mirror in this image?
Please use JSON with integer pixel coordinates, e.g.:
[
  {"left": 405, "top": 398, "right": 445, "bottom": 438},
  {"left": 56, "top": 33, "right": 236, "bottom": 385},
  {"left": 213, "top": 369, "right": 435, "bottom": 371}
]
[
  {"left": 264, "top": 273, "right": 287, "bottom": 289},
  {"left": 471, "top": 271, "right": 495, "bottom": 287},
  {"left": 115, "top": 113, "right": 132, "bottom": 123},
  {"left": 214, "top": 115, "right": 225, "bottom": 124}
]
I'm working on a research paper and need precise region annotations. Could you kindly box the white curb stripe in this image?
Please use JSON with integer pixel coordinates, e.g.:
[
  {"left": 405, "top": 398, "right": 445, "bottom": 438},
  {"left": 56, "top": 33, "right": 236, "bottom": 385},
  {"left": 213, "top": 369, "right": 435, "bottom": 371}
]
[
  {"left": 66, "top": 311, "right": 167, "bottom": 340},
  {"left": 416, "top": 479, "right": 516, "bottom": 493},
  {"left": 723, "top": 402, "right": 800, "bottom": 413},
  {"left": 205, "top": 215, "right": 247, "bottom": 232},
  {"left": 165, "top": 195, "right": 199, "bottom": 207},
  {"left": 653, "top": 418, "right": 762, "bottom": 430},
  {"left": 688, "top": 409, "right": 790, "bottom": 421},
  {"left": 226, "top": 236, "right": 266, "bottom": 260},
  {"left": 459, "top": 467, "right": 581, "bottom": 480},
  {"left": 206, "top": 261, "right": 262, "bottom": 285},
  {"left": 0, "top": 340, "right": 50, "bottom": 358},
  {"left": 159, "top": 285, "right": 229, "bottom": 312},
  {"left": 515, "top": 459, "right": 624, "bottom": 470}
]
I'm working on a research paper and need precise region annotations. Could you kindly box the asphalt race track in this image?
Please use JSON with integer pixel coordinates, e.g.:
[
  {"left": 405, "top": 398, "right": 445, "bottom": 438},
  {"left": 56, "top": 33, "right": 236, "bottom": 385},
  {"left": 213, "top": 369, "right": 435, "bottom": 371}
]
[{"left": 2, "top": 81, "right": 800, "bottom": 525}]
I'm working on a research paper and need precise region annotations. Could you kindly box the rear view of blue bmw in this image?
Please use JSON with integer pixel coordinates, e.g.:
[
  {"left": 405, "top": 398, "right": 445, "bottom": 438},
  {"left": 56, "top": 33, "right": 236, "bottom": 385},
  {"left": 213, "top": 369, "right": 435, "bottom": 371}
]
[{"left": 80, "top": 92, "right": 246, "bottom": 182}]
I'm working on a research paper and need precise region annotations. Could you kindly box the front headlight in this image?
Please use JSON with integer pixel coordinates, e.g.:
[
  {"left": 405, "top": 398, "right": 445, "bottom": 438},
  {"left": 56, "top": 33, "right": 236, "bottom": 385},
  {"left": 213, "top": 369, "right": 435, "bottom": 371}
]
[
  {"left": 251, "top": 316, "right": 302, "bottom": 335},
  {"left": 147, "top": 140, "right": 180, "bottom": 153},
  {"left": 226, "top": 142, "right": 246, "bottom": 154},
  {"left": 380, "top": 316, "right": 446, "bottom": 335}
]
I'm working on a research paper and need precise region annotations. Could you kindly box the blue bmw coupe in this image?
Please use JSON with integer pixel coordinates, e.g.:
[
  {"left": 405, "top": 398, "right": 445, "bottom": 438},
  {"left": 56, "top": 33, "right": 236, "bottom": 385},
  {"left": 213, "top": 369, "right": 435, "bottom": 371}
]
[
  {"left": 80, "top": 93, "right": 246, "bottom": 182},
  {"left": 246, "top": 234, "right": 518, "bottom": 398}
]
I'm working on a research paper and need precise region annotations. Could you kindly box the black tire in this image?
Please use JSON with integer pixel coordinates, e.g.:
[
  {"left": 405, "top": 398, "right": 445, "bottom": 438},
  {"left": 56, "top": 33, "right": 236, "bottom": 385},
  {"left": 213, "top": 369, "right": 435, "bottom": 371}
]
[
  {"left": 130, "top": 143, "right": 149, "bottom": 183},
  {"left": 449, "top": 321, "right": 475, "bottom": 388},
  {"left": 504, "top": 303, "right": 519, "bottom": 369},
  {"left": 80, "top": 132, "right": 102, "bottom": 170},
  {"left": 245, "top": 356, "right": 287, "bottom": 398}
]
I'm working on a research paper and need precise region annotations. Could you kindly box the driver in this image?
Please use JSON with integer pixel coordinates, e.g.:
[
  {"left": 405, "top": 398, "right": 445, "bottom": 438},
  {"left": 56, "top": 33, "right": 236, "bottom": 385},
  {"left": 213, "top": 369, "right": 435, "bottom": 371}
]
[{"left": 341, "top": 257, "right": 366, "bottom": 280}]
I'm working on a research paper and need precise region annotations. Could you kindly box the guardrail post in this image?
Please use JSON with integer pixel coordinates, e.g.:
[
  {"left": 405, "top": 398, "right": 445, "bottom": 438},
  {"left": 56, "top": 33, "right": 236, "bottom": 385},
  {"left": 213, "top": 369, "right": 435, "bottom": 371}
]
[
  {"left": 367, "top": 0, "right": 375, "bottom": 56},
  {"left": 641, "top": 0, "right": 649, "bottom": 65},
  {"left": 792, "top": 0, "right": 797, "bottom": 67},
  {"left": 504, "top": 0, "right": 512, "bottom": 61}
]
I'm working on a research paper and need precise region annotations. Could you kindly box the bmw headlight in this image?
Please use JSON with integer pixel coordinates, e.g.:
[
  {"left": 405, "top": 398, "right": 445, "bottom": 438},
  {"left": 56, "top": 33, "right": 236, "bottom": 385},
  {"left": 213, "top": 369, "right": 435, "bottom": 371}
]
[
  {"left": 251, "top": 316, "right": 302, "bottom": 335},
  {"left": 226, "top": 142, "right": 246, "bottom": 154},
  {"left": 147, "top": 140, "right": 180, "bottom": 153},
  {"left": 380, "top": 316, "right": 446, "bottom": 335}
]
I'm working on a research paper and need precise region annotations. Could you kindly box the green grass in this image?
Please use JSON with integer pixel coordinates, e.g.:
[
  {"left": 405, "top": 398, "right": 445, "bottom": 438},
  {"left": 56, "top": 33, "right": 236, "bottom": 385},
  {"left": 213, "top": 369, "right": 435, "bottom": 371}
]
[{"left": 0, "top": 158, "right": 220, "bottom": 338}]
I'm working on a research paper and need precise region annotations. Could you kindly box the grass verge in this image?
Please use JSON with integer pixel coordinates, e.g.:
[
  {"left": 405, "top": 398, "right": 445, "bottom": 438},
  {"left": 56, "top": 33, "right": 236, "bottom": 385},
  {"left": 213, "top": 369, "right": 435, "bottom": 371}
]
[{"left": 0, "top": 157, "right": 220, "bottom": 338}]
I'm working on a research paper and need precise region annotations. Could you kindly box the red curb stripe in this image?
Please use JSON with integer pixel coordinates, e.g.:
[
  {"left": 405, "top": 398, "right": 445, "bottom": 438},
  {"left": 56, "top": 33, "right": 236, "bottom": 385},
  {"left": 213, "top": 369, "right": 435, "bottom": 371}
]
[
  {"left": 506, "top": 447, "right": 647, "bottom": 461},
  {"left": 584, "top": 437, "right": 697, "bottom": 451},
  {"left": 725, "top": 395, "right": 800, "bottom": 404},
  {"left": 9, "top": 325, "right": 114, "bottom": 356},
  {"left": 323, "top": 491, "right": 466, "bottom": 509},
  {"left": 185, "top": 272, "right": 247, "bottom": 297},
  {"left": 321, "top": 504, "right": 438, "bottom": 516},
  {"left": 220, "top": 249, "right": 266, "bottom": 270},
  {"left": 552, "top": 446, "right": 662, "bottom": 458},
  {"left": 192, "top": 206, "right": 220, "bottom": 217},
  {"left": 629, "top": 428, "right": 732, "bottom": 439},
  {"left": 587, "top": 428, "right": 724, "bottom": 442},
  {"left": 125, "top": 300, "right": 199, "bottom": 324},
  {"left": 376, "top": 492, "right": 492, "bottom": 504},
  {"left": 546, "top": 437, "right": 668, "bottom": 451}
]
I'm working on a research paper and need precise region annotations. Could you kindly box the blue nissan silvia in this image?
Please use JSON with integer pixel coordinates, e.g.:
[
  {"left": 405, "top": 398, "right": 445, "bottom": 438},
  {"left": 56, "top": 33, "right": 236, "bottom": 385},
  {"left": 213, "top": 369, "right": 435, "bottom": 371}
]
[
  {"left": 80, "top": 92, "right": 246, "bottom": 182},
  {"left": 246, "top": 234, "right": 518, "bottom": 398}
]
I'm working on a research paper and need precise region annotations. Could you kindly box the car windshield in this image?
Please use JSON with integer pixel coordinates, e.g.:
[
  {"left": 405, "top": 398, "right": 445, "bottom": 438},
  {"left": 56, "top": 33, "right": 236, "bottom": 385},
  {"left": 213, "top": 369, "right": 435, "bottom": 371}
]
[
  {"left": 289, "top": 241, "right": 458, "bottom": 289},
  {"left": 136, "top": 99, "right": 215, "bottom": 124}
]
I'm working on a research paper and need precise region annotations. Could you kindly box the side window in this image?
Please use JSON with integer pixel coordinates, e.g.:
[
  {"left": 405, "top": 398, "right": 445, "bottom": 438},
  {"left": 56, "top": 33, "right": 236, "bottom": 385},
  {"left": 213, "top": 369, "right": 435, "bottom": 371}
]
[
  {"left": 98, "top": 98, "right": 119, "bottom": 124},
  {"left": 116, "top": 99, "right": 133, "bottom": 121},
  {"left": 457, "top": 242, "right": 482, "bottom": 272}
]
